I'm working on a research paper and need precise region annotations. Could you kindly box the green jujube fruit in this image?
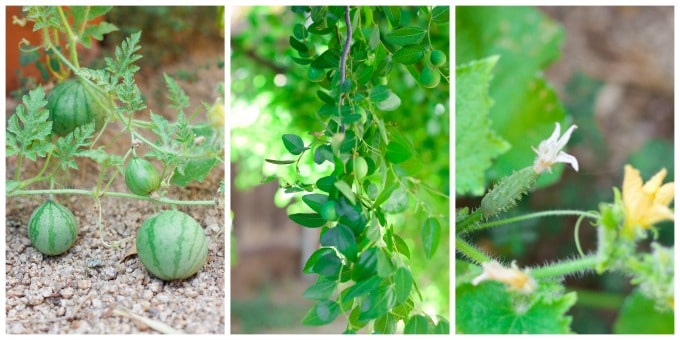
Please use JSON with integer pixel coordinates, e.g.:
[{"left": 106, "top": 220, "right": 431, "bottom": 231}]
[
  {"left": 136, "top": 210, "right": 209, "bottom": 281},
  {"left": 28, "top": 200, "right": 79, "bottom": 256},
  {"left": 125, "top": 157, "right": 161, "bottom": 196},
  {"left": 46, "top": 78, "right": 111, "bottom": 136}
]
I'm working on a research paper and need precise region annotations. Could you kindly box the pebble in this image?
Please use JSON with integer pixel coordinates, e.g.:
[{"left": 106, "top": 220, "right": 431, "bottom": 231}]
[
  {"left": 77, "top": 280, "right": 91, "bottom": 290},
  {"left": 60, "top": 287, "right": 75, "bottom": 299},
  {"left": 102, "top": 267, "right": 118, "bottom": 280}
]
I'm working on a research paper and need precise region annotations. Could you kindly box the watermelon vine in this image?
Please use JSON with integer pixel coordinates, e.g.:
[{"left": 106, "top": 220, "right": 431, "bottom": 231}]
[{"left": 6, "top": 6, "right": 224, "bottom": 281}]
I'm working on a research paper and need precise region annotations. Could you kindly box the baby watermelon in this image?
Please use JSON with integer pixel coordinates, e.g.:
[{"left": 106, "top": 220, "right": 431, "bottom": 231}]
[
  {"left": 46, "top": 78, "right": 111, "bottom": 136},
  {"left": 28, "top": 200, "right": 79, "bottom": 256},
  {"left": 125, "top": 157, "right": 161, "bottom": 196},
  {"left": 136, "top": 210, "right": 208, "bottom": 281}
]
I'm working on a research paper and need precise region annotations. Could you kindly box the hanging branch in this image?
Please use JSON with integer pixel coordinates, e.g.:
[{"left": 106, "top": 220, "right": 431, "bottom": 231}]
[{"left": 338, "top": 5, "right": 352, "bottom": 133}]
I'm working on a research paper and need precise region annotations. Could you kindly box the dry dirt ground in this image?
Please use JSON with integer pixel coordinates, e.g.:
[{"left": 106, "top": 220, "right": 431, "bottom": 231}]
[{"left": 5, "top": 35, "right": 225, "bottom": 333}]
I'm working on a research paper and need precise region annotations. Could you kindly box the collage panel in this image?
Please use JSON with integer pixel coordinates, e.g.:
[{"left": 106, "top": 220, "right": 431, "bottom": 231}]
[
  {"left": 230, "top": 5, "right": 450, "bottom": 334},
  {"left": 455, "top": 6, "right": 674, "bottom": 334},
  {"left": 5, "top": 6, "right": 225, "bottom": 333}
]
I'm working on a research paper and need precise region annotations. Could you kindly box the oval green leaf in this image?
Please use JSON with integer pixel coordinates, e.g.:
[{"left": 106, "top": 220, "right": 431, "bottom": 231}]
[
  {"left": 289, "top": 213, "right": 326, "bottom": 228},
  {"left": 393, "top": 45, "right": 425, "bottom": 65},
  {"left": 282, "top": 133, "right": 307, "bottom": 155},
  {"left": 385, "top": 26, "right": 426, "bottom": 46},
  {"left": 302, "top": 300, "right": 340, "bottom": 326}
]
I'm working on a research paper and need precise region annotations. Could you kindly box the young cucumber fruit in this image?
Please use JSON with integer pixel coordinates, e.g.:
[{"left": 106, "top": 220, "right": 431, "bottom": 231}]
[
  {"left": 28, "top": 200, "right": 79, "bottom": 256},
  {"left": 46, "top": 78, "right": 111, "bottom": 136},
  {"left": 136, "top": 210, "right": 209, "bottom": 281},
  {"left": 125, "top": 157, "right": 161, "bottom": 196}
]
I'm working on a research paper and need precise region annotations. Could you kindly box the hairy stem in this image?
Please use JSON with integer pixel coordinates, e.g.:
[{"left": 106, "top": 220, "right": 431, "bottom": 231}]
[
  {"left": 465, "top": 210, "right": 599, "bottom": 234},
  {"left": 531, "top": 255, "right": 597, "bottom": 279},
  {"left": 455, "top": 236, "right": 492, "bottom": 264}
]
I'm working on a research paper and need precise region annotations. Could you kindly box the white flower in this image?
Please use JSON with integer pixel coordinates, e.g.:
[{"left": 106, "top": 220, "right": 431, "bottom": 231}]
[
  {"left": 532, "top": 123, "right": 579, "bottom": 174},
  {"left": 472, "top": 260, "right": 537, "bottom": 294}
]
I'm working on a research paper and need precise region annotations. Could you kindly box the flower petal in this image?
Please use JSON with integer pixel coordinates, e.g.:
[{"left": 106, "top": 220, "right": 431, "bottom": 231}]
[
  {"left": 555, "top": 151, "right": 579, "bottom": 171},
  {"left": 623, "top": 165, "right": 643, "bottom": 207},
  {"left": 655, "top": 182, "right": 675, "bottom": 206},
  {"left": 556, "top": 124, "right": 578, "bottom": 149},
  {"left": 642, "top": 168, "right": 667, "bottom": 194}
]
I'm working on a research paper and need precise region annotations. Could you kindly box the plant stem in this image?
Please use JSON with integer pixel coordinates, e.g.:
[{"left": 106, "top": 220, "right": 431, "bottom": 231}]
[
  {"left": 56, "top": 6, "right": 80, "bottom": 69},
  {"left": 531, "top": 255, "right": 597, "bottom": 279},
  {"left": 455, "top": 236, "right": 492, "bottom": 264},
  {"left": 464, "top": 210, "right": 600, "bottom": 234},
  {"left": 8, "top": 189, "right": 216, "bottom": 206}
]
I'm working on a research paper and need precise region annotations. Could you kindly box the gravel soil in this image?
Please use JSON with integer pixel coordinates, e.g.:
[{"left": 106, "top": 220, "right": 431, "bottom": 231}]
[{"left": 5, "top": 35, "right": 225, "bottom": 333}]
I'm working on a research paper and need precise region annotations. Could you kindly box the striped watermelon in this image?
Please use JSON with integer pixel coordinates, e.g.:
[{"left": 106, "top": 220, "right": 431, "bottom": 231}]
[
  {"left": 125, "top": 157, "right": 161, "bottom": 196},
  {"left": 28, "top": 200, "right": 79, "bottom": 256},
  {"left": 46, "top": 78, "right": 111, "bottom": 136},
  {"left": 136, "top": 210, "right": 208, "bottom": 281}
]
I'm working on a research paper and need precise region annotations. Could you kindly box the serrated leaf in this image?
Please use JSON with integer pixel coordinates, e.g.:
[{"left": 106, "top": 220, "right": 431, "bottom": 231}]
[
  {"left": 421, "top": 217, "right": 441, "bottom": 259},
  {"left": 394, "top": 267, "right": 413, "bottom": 305},
  {"left": 385, "top": 27, "right": 426, "bottom": 46},
  {"left": 53, "top": 123, "right": 96, "bottom": 171},
  {"left": 289, "top": 213, "right": 326, "bottom": 228},
  {"left": 81, "top": 21, "right": 118, "bottom": 48},
  {"left": 457, "top": 7, "right": 566, "bottom": 189},
  {"left": 393, "top": 45, "right": 425, "bottom": 65},
  {"left": 302, "top": 277, "right": 337, "bottom": 300},
  {"left": 613, "top": 290, "right": 673, "bottom": 334},
  {"left": 163, "top": 73, "right": 190, "bottom": 113},
  {"left": 302, "top": 300, "right": 340, "bottom": 326},
  {"left": 6, "top": 86, "right": 53, "bottom": 161},
  {"left": 455, "top": 56, "right": 510, "bottom": 196},
  {"left": 282, "top": 133, "right": 307, "bottom": 155},
  {"left": 456, "top": 281, "right": 576, "bottom": 333},
  {"left": 171, "top": 158, "right": 218, "bottom": 186}
]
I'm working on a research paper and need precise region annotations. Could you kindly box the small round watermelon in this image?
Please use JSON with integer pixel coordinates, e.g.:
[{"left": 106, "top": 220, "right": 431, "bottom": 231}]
[
  {"left": 46, "top": 78, "right": 111, "bottom": 136},
  {"left": 28, "top": 200, "right": 79, "bottom": 256},
  {"left": 136, "top": 210, "right": 208, "bottom": 281},
  {"left": 125, "top": 157, "right": 161, "bottom": 196}
]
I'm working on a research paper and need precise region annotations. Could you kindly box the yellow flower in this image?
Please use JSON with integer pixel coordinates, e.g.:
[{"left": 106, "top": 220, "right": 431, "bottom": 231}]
[{"left": 622, "top": 165, "right": 674, "bottom": 236}]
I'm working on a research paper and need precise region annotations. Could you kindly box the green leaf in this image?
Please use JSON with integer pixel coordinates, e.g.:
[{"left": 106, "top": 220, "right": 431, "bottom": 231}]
[
  {"left": 404, "top": 315, "right": 431, "bottom": 334},
  {"left": 457, "top": 7, "right": 566, "bottom": 189},
  {"left": 385, "top": 27, "right": 426, "bottom": 46},
  {"left": 81, "top": 21, "right": 118, "bottom": 48},
  {"left": 334, "top": 180, "right": 356, "bottom": 205},
  {"left": 289, "top": 213, "right": 326, "bottom": 228},
  {"left": 432, "top": 6, "right": 450, "bottom": 24},
  {"left": 264, "top": 158, "right": 295, "bottom": 165},
  {"left": 282, "top": 133, "right": 308, "bottom": 155},
  {"left": 456, "top": 281, "right": 576, "bottom": 333},
  {"left": 289, "top": 36, "right": 309, "bottom": 52},
  {"left": 385, "top": 140, "right": 413, "bottom": 163},
  {"left": 376, "top": 249, "right": 395, "bottom": 278},
  {"left": 394, "top": 267, "right": 413, "bottom": 305},
  {"left": 421, "top": 217, "right": 441, "bottom": 259},
  {"left": 302, "top": 300, "right": 340, "bottom": 326},
  {"left": 316, "top": 175, "right": 337, "bottom": 193},
  {"left": 369, "top": 85, "right": 391, "bottom": 102},
  {"left": 171, "top": 158, "right": 218, "bottom": 186},
  {"left": 613, "top": 290, "right": 673, "bottom": 334},
  {"left": 303, "top": 247, "right": 343, "bottom": 277},
  {"left": 382, "top": 187, "right": 409, "bottom": 214},
  {"left": 393, "top": 234, "right": 411, "bottom": 259},
  {"left": 433, "top": 317, "right": 450, "bottom": 334},
  {"left": 358, "top": 283, "right": 396, "bottom": 322},
  {"left": 6, "top": 86, "right": 53, "bottom": 161},
  {"left": 302, "top": 277, "right": 337, "bottom": 300},
  {"left": 314, "top": 144, "right": 334, "bottom": 164},
  {"left": 374, "top": 313, "right": 398, "bottom": 334},
  {"left": 302, "top": 194, "right": 328, "bottom": 213},
  {"left": 352, "top": 247, "right": 379, "bottom": 281},
  {"left": 341, "top": 276, "right": 382, "bottom": 303},
  {"left": 393, "top": 45, "right": 425, "bottom": 65},
  {"left": 163, "top": 73, "right": 190, "bottom": 113},
  {"left": 455, "top": 56, "right": 510, "bottom": 196},
  {"left": 376, "top": 93, "right": 401, "bottom": 111},
  {"left": 382, "top": 6, "right": 401, "bottom": 27},
  {"left": 320, "top": 224, "right": 358, "bottom": 261},
  {"left": 53, "top": 123, "right": 96, "bottom": 171}
]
